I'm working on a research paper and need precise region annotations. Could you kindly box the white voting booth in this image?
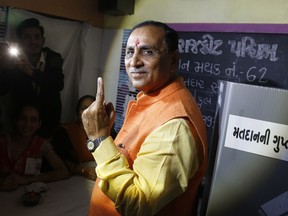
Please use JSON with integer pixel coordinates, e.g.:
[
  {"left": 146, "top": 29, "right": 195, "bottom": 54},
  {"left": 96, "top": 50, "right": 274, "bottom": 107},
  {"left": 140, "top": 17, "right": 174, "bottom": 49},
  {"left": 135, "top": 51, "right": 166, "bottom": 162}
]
[{"left": 205, "top": 81, "right": 288, "bottom": 216}]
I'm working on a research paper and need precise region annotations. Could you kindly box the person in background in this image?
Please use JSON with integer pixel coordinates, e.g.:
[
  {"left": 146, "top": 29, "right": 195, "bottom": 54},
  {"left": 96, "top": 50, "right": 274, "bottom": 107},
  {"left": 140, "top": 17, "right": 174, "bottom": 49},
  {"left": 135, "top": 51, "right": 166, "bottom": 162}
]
[
  {"left": 0, "top": 102, "right": 69, "bottom": 192},
  {"left": 0, "top": 18, "right": 64, "bottom": 139},
  {"left": 51, "top": 95, "right": 97, "bottom": 181},
  {"left": 81, "top": 20, "right": 208, "bottom": 216}
]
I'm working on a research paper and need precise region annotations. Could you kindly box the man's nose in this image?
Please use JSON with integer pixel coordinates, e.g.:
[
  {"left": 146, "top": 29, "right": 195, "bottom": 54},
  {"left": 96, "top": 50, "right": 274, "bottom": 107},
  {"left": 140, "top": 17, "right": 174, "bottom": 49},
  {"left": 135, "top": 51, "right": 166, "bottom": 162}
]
[
  {"left": 129, "top": 51, "right": 143, "bottom": 67},
  {"left": 29, "top": 37, "right": 38, "bottom": 44}
]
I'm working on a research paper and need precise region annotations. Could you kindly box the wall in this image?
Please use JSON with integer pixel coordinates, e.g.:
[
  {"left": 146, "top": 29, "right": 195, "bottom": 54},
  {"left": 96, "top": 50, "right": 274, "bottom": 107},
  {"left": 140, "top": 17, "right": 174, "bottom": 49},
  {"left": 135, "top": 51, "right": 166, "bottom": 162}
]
[{"left": 104, "top": 0, "right": 288, "bottom": 29}]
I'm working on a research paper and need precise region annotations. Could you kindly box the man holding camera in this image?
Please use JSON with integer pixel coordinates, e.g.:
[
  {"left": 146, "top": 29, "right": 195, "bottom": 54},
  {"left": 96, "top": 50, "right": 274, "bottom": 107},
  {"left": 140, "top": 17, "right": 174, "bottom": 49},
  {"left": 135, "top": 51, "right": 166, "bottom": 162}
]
[{"left": 0, "top": 18, "right": 64, "bottom": 139}]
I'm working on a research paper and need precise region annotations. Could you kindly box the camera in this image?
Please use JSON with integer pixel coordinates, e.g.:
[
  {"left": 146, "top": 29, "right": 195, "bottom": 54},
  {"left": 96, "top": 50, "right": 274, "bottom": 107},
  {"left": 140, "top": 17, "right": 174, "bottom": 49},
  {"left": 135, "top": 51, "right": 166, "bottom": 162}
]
[
  {"left": 0, "top": 41, "right": 19, "bottom": 57},
  {"left": 8, "top": 46, "right": 19, "bottom": 57}
]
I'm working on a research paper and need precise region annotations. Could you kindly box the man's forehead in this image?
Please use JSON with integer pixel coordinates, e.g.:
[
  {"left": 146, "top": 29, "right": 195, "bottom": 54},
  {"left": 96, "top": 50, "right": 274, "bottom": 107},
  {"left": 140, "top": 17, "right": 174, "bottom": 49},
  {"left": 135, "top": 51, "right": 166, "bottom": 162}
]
[
  {"left": 126, "top": 37, "right": 145, "bottom": 48},
  {"left": 127, "top": 27, "right": 164, "bottom": 47},
  {"left": 22, "top": 27, "right": 41, "bottom": 35},
  {"left": 127, "top": 34, "right": 163, "bottom": 47}
]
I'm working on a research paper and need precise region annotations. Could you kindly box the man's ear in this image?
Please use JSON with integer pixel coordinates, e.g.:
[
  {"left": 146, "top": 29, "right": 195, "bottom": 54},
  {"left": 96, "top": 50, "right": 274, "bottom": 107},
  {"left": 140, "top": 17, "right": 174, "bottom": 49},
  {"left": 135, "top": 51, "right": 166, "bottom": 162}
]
[
  {"left": 171, "top": 50, "right": 179, "bottom": 71},
  {"left": 42, "top": 37, "right": 46, "bottom": 46}
]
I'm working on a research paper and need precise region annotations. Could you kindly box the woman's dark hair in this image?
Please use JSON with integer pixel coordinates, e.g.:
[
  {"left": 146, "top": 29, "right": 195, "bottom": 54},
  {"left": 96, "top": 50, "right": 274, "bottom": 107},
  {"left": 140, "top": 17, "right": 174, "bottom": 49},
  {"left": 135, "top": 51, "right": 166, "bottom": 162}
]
[
  {"left": 129, "top": 20, "right": 179, "bottom": 53},
  {"left": 16, "top": 18, "right": 45, "bottom": 39},
  {"left": 76, "top": 95, "right": 96, "bottom": 114},
  {"left": 14, "top": 101, "right": 42, "bottom": 121}
]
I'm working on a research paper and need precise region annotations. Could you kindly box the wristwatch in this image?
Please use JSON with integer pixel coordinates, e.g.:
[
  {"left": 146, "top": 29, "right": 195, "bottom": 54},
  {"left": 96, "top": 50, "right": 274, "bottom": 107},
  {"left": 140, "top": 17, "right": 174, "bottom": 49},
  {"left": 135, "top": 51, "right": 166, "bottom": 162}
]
[{"left": 87, "top": 136, "right": 107, "bottom": 152}]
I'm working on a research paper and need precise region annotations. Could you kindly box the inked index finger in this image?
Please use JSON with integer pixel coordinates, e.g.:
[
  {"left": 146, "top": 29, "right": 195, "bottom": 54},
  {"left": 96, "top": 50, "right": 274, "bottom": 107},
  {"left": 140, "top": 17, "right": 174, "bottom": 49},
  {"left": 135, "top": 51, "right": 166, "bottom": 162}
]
[{"left": 95, "top": 77, "right": 105, "bottom": 106}]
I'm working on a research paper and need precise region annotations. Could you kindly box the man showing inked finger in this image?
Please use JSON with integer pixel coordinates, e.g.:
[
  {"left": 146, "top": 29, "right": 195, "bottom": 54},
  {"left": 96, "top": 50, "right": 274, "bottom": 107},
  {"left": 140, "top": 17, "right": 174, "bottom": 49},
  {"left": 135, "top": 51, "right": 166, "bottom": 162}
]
[{"left": 82, "top": 20, "right": 208, "bottom": 216}]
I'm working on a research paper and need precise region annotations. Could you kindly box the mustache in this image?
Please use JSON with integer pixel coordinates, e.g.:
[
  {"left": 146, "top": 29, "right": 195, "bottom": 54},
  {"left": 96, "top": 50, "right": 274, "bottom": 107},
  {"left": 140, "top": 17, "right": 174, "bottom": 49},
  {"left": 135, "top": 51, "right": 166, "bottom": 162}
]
[{"left": 128, "top": 68, "right": 147, "bottom": 73}]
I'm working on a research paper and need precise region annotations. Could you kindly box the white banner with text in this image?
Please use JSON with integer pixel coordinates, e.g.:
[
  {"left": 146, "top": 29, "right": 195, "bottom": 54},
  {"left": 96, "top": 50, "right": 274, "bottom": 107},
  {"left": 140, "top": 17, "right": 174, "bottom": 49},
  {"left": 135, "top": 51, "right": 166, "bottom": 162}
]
[{"left": 224, "top": 115, "right": 288, "bottom": 161}]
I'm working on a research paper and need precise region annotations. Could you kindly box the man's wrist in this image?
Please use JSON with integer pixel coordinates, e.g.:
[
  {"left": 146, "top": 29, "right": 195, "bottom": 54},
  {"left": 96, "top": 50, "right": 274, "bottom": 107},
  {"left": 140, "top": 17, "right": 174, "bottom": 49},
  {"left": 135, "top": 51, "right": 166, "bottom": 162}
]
[{"left": 87, "top": 136, "right": 108, "bottom": 152}]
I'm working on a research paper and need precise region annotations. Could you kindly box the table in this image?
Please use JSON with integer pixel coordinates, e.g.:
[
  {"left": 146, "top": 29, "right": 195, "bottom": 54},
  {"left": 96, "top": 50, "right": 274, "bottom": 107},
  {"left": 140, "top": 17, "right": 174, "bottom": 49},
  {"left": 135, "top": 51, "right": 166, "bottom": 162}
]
[{"left": 1, "top": 176, "right": 95, "bottom": 216}]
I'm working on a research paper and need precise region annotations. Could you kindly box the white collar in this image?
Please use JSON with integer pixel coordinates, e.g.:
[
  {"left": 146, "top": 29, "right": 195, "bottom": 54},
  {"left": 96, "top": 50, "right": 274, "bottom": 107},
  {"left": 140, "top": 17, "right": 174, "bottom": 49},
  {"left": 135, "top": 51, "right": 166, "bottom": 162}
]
[{"left": 36, "top": 51, "right": 46, "bottom": 71}]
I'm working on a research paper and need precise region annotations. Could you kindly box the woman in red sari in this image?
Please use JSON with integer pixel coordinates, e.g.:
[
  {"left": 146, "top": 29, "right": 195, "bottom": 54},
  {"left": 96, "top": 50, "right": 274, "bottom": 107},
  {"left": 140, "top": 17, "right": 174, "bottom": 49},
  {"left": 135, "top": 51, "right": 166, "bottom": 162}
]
[{"left": 0, "top": 102, "right": 69, "bottom": 191}]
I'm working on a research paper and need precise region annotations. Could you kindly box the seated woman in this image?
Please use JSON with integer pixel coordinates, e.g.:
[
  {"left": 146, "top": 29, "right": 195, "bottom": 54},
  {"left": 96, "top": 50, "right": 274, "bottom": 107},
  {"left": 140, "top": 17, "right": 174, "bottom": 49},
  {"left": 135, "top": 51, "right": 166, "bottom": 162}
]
[
  {"left": 51, "top": 95, "right": 97, "bottom": 180},
  {"left": 0, "top": 102, "right": 69, "bottom": 191}
]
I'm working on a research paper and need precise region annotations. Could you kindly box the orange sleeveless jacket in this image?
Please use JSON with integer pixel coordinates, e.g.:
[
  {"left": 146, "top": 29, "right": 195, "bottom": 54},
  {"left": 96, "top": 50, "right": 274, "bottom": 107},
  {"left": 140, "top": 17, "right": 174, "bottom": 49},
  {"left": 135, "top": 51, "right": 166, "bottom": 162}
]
[{"left": 89, "top": 78, "right": 208, "bottom": 216}]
